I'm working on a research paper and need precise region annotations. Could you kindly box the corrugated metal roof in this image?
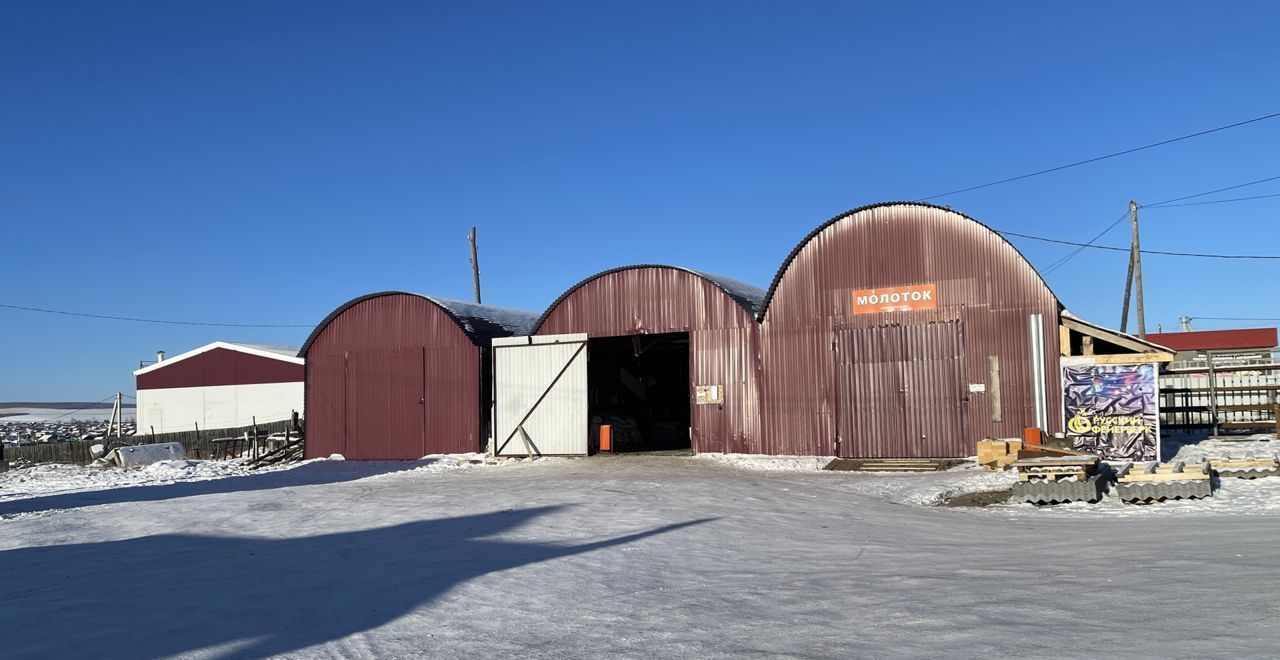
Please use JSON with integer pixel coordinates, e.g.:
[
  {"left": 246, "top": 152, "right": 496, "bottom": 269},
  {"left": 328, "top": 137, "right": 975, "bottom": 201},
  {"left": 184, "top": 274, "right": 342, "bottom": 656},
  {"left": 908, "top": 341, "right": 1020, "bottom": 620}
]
[
  {"left": 1145, "top": 327, "right": 1278, "bottom": 352},
  {"left": 228, "top": 343, "right": 301, "bottom": 358},
  {"left": 299, "top": 291, "right": 538, "bottom": 356},
  {"left": 532, "top": 265, "right": 765, "bottom": 333},
  {"left": 757, "top": 201, "right": 1060, "bottom": 322}
]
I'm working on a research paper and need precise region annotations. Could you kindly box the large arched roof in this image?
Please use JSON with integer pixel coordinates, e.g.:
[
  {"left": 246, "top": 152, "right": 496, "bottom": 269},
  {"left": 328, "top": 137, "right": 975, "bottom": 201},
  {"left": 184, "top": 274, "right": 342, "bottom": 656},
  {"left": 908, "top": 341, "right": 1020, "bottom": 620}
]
[
  {"left": 299, "top": 291, "right": 538, "bottom": 356},
  {"left": 757, "top": 201, "right": 1059, "bottom": 321},
  {"left": 531, "top": 264, "right": 766, "bottom": 334}
]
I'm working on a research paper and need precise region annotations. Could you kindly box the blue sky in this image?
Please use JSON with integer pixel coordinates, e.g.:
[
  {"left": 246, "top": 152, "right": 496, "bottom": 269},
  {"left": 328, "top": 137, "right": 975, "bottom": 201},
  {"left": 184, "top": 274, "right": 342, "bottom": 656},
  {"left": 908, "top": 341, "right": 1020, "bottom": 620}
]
[{"left": 3, "top": 1, "right": 1278, "bottom": 400}]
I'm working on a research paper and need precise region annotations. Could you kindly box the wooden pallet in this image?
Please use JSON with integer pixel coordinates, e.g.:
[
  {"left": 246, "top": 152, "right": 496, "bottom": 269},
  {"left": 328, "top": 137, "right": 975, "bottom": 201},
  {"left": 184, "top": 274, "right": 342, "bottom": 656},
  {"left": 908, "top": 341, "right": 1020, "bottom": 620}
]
[
  {"left": 1011, "top": 455, "right": 1099, "bottom": 482},
  {"left": 1118, "top": 461, "right": 1210, "bottom": 483},
  {"left": 1210, "top": 457, "right": 1280, "bottom": 471},
  {"left": 981, "top": 439, "right": 1093, "bottom": 471}
]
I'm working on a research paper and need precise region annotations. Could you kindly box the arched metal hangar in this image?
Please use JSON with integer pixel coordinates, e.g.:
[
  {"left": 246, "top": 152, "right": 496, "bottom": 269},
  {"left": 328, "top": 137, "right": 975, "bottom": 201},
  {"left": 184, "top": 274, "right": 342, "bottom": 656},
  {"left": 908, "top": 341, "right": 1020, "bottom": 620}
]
[
  {"left": 301, "top": 292, "right": 537, "bottom": 460},
  {"left": 492, "top": 265, "right": 764, "bottom": 456},
  {"left": 756, "top": 201, "right": 1063, "bottom": 458}
]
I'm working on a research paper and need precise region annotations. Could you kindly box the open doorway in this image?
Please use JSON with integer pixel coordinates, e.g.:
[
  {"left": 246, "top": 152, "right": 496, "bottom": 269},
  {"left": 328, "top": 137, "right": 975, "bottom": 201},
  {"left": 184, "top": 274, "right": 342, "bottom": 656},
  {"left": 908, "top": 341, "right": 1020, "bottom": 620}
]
[{"left": 588, "top": 332, "right": 691, "bottom": 452}]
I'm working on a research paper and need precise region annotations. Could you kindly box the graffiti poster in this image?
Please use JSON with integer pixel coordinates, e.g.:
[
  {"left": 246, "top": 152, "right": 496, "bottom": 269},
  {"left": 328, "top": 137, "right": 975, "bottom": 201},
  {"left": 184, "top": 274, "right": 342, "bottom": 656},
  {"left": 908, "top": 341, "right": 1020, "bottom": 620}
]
[{"left": 1062, "top": 359, "right": 1159, "bottom": 461}]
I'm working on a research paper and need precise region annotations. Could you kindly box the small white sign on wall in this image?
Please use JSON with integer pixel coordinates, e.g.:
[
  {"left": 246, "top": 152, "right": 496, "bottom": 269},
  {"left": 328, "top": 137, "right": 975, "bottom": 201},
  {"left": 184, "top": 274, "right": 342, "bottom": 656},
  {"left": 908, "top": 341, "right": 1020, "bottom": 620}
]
[{"left": 968, "top": 383, "right": 986, "bottom": 393}]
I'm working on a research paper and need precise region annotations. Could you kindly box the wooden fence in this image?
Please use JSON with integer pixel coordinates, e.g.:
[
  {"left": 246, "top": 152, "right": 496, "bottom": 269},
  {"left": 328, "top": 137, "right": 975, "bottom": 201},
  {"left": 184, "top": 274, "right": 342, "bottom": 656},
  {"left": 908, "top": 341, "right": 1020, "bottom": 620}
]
[{"left": 3, "top": 418, "right": 301, "bottom": 466}]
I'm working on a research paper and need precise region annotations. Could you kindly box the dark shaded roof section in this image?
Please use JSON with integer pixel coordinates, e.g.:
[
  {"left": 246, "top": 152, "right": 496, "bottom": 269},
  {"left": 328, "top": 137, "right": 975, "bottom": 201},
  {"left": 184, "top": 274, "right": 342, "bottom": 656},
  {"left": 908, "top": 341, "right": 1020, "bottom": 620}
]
[
  {"left": 757, "top": 201, "right": 1061, "bottom": 322},
  {"left": 532, "top": 265, "right": 766, "bottom": 333},
  {"left": 299, "top": 291, "right": 539, "bottom": 356}
]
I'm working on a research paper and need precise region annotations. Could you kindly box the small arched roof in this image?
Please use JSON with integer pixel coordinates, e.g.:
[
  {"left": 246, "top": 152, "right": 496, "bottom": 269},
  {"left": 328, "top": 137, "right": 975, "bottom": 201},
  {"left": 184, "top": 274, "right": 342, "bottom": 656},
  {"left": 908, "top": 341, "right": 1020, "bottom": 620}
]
[
  {"left": 531, "top": 265, "right": 766, "bottom": 334},
  {"left": 299, "top": 291, "right": 539, "bottom": 356},
  {"left": 757, "top": 201, "right": 1059, "bottom": 321}
]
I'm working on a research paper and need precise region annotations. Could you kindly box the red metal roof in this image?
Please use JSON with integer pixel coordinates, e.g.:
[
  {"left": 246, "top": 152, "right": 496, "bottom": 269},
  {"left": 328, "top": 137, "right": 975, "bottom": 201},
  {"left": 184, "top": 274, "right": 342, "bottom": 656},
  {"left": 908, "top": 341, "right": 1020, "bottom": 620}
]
[{"left": 1144, "top": 328, "right": 1277, "bottom": 352}]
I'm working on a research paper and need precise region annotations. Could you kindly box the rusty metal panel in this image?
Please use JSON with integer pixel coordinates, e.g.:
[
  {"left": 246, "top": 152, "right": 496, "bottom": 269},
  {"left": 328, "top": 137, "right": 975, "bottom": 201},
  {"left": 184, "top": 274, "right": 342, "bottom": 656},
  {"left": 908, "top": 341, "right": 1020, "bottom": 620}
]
[
  {"left": 760, "top": 203, "right": 1062, "bottom": 457},
  {"left": 691, "top": 327, "right": 761, "bottom": 454},
  {"left": 901, "top": 322, "right": 968, "bottom": 457},
  {"left": 302, "top": 293, "right": 494, "bottom": 459},
  {"left": 835, "top": 325, "right": 906, "bottom": 458},
  {"left": 757, "top": 323, "right": 834, "bottom": 456},
  {"left": 536, "top": 266, "right": 764, "bottom": 455}
]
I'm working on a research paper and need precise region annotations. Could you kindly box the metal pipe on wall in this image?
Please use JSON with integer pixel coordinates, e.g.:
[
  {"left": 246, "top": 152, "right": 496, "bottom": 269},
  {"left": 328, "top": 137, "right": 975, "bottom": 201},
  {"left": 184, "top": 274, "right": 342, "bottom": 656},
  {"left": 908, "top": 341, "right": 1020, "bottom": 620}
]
[{"left": 1029, "top": 313, "right": 1047, "bottom": 430}]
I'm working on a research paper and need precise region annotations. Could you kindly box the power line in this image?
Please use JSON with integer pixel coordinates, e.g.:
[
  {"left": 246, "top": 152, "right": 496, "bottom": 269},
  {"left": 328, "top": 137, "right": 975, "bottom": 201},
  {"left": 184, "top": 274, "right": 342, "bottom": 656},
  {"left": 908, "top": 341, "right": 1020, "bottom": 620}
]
[
  {"left": 1037, "top": 172, "right": 1280, "bottom": 273},
  {"left": 917, "top": 110, "right": 1280, "bottom": 201},
  {"left": 32, "top": 396, "right": 119, "bottom": 424},
  {"left": 1143, "top": 174, "right": 1280, "bottom": 207},
  {"left": 1142, "top": 191, "right": 1280, "bottom": 208},
  {"left": 1040, "top": 210, "right": 1132, "bottom": 275},
  {"left": 999, "top": 230, "right": 1280, "bottom": 259},
  {"left": 0, "top": 303, "right": 311, "bottom": 328}
]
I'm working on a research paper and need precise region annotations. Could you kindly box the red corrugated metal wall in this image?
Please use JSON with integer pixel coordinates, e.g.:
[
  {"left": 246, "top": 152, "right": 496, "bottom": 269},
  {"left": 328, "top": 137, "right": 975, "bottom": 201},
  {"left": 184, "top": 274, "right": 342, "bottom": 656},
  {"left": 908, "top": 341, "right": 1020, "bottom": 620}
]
[
  {"left": 760, "top": 203, "right": 1062, "bottom": 457},
  {"left": 304, "top": 294, "right": 482, "bottom": 460},
  {"left": 136, "top": 347, "right": 303, "bottom": 390},
  {"left": 535, "top": 267, "right": 762, "bottom": 454}
]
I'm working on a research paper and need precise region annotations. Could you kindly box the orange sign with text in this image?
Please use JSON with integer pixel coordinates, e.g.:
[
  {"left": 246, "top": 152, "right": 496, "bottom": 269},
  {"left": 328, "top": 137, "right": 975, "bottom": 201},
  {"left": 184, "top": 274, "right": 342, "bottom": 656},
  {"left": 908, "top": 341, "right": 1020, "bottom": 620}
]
[{"left": 852, "top": 283, "right": 938, "bottom": 314}]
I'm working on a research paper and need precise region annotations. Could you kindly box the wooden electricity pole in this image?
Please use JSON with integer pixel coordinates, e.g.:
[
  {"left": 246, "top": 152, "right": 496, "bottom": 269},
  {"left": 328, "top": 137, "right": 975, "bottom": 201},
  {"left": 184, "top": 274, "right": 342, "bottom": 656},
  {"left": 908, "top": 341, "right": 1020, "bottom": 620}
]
[
  {"left": 468, "top": 227, "right": 482, "bottom": 304},
  {"left": 1120, "top": 200, "right": 1147, "bottom": 337},
  {"left": 1130, "top": 200, "right": 1146, "bottom": 338}
]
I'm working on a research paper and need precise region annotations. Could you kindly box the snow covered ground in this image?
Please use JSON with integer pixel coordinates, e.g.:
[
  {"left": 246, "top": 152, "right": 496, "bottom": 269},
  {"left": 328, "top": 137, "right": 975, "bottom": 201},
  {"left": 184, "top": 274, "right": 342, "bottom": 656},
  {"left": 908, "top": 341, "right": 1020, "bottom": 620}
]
[
  {"left": 0, "top": 406, "right": 135, "bottom": 422},
  {"left": 4, "top": 445, "right": 1280, "bottom": 659}
]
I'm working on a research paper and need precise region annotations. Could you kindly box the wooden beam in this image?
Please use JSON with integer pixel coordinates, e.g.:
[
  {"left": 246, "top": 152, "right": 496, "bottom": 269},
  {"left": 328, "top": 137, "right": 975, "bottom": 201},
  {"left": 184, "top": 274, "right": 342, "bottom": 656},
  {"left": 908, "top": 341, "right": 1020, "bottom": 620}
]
[
  {"left": 1059, "top": 324, "right": 1071, "bottom": 357},
  {"left": 1087, "top": 352, "right": 1174, "bottom": 365},
  {"left": 1061, "top": 316, "right": 1162, "bottom": 355}
]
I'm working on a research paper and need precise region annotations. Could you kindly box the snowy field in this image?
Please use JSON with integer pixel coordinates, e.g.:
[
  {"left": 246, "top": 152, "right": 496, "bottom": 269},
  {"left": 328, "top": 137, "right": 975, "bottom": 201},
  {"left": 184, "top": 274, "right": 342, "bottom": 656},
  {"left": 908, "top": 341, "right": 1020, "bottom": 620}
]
[
  {"left": 4, "top": 445, "right": 1280, "bottom": 659},
  {"left": 0, "top": 406, "right": 135, "bottom": 422}
]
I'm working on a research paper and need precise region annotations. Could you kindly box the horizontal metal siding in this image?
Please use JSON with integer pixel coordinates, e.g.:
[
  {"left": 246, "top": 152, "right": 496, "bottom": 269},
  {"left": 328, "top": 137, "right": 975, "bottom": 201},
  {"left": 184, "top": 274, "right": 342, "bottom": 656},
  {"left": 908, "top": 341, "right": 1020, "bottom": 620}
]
[
  {"left": 761, "top": 204, "right": 1061, "bottom": 457},
  {"left": 537, "top": 267, "right": 762, "bottom": 455},
  {"left": 303, "top": 294, "right": 483, "bottom": 459}
]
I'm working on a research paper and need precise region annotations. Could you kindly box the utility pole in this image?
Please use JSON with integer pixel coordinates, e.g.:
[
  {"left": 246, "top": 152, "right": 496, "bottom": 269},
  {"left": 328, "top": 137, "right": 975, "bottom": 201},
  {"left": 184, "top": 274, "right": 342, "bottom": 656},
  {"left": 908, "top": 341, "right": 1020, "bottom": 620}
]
[
  {"left": 114, "top": 392, "right": 123, "bottom": 438},
  {"left": 1120, "top": 226, "right": 1135, "bottom": 333},
  {"left": 1180, "top": 316, "right": 1194, "bottom": 332},
  {"left": 468, "top": 227, "right": 482, "bottom": 304},
  {"left": 1130, "top": 200, "right": 1146, "bottom": 338}
]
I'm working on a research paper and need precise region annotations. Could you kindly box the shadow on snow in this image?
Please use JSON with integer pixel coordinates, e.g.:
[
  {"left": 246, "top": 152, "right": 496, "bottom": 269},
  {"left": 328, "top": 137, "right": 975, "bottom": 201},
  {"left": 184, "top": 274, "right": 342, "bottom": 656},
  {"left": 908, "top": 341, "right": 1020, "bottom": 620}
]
[
  {"left": 0, "top": 460, "right": 428, "bottom": 517},
  {"left": 2, "top": 505, "right": 711, "bottom": 659}
]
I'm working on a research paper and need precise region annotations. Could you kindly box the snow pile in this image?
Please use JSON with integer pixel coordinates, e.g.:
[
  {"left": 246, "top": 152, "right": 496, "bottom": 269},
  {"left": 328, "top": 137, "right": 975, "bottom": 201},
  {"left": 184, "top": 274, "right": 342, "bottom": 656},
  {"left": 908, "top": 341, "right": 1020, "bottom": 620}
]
[
  {"left": 1165, "top": 432, "right": 1277, "bottom": 464},
  {"left": 0, "top": 458, "right": 270, "bottom": 503},
  {"left": 0, "top": 453, "right": 514, "bottom": 509},
  {"left": 0, "top": 407, "right": 135, "bottom": 422},
  {"left": 895, "top": 468, "right": 1018, "bottom": 507},
  {"left": 694, "top": 453, "right": 834, "bottom": 472}
]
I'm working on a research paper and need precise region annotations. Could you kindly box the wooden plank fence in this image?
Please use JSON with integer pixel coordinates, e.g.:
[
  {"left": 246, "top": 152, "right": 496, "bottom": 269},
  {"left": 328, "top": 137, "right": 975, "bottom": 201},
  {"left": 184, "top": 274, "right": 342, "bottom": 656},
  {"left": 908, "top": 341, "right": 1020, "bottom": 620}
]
[{"left": 3, "top": 419, "right": 301, "bottom": 466}]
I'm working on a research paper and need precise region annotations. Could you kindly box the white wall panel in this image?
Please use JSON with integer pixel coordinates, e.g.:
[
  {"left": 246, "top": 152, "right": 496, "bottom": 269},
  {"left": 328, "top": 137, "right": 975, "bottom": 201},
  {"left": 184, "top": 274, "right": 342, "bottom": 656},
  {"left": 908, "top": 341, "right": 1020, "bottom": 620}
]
[
  {"left": 135, "top": 382, "right": 304, "bottom": 433},
  {"left": 493, "top": 334, "right": 588, "bottom": 456}
]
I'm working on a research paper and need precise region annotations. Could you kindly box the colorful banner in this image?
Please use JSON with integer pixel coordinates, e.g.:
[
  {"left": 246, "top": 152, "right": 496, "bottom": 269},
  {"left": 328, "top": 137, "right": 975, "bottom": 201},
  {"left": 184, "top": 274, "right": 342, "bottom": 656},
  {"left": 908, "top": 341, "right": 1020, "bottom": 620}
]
[{"left": 1062, "top": 359, "right": 1159, "bottom": 461}]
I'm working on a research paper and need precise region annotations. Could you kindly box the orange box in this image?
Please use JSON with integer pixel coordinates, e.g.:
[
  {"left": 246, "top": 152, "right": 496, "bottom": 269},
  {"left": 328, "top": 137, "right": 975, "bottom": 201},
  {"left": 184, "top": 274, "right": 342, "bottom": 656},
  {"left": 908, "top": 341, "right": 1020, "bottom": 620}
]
[{"left": 599, "top": 424, "right": 612, "bottom": 452}]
